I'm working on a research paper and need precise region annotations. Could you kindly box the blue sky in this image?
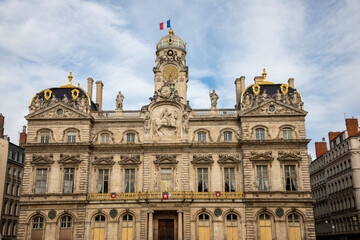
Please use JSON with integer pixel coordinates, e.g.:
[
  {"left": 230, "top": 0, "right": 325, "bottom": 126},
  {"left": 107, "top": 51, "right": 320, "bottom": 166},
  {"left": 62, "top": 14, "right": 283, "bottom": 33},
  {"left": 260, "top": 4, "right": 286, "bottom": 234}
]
[{"left": 0, "top": 0, "right": 359, "bottom": 158}]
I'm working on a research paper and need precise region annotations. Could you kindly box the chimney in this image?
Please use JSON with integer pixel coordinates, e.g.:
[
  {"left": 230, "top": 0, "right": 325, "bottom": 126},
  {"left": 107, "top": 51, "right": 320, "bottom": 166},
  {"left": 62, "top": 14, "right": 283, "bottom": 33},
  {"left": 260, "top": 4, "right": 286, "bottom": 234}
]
[
  {"left": 254, "top": 76, "right": 264, "bottom": 84},
  {"left": 328, "top": 132, "right": 341, "bottom": 148},
  {"left": 315, "top": 142, "right": 327, "bottom": 158},
  {"left": 95, "top": 81, "right": 104, "bottom": 111},
  {"left": 87, "top": 77, "right": 94, "bottom": 100},
  {"left": 288, "top": 78, "right": 294, "bottom": 88},
  {"left": 0, "top": 113, "right": 4, "bottom": 139},
  {"left": 234, "top": 76, "right": 245, "bottom": 108},
  {"left": 346, "top": 118, "right": 359, "bottom": 137},
  {"left": 19, "top": 125, "right": 27, "bottom": 146}
]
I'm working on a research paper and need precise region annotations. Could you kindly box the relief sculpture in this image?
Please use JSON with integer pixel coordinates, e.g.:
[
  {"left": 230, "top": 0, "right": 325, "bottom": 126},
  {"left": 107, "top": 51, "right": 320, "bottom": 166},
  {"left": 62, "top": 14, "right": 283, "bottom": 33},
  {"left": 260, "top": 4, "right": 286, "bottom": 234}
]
[{"left": 153, "top": 108, "right": 178, "bottom": 136}]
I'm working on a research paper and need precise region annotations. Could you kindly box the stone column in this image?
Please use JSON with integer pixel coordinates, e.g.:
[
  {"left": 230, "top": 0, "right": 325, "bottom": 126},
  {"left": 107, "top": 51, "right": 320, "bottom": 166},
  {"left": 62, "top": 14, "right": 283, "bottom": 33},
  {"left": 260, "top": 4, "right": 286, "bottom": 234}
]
[
  {"left": 178, "top": 210, "right": 183, "bottom": 240},
  {"left": 148, "top": 210, "right": 154, "bottom": 240}
]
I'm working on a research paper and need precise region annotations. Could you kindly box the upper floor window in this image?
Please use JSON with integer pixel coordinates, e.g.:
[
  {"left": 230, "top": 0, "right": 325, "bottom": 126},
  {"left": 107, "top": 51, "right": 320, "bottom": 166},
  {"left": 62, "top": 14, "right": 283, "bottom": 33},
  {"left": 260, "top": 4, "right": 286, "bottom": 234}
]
[
  {"left": 98, "top": 169, "right": 109, "bottom": 193},
  {"left": 285, "top": 165, "right": 297, "bottom": 191},
  {"left": 101, "top": 134, "right": 109, "bottom": 144},
  {"left": 35, "top": 169, "right": 47, "bottom": 194},
  {"left": 126, "top": 133, "right": 135, "bottom": 143},
  {"left": 67, "top": 131, "right": 76, "bottom": 143},
  {"left": 63, "top": 168, "right": 75, "bottom": 193},
  {"left": 40, "top": 132, "right": 50, "bottom": 144},
  {"left": 257, "top": 165, "right": 269, "bottom": 191},
  {"left": 224, "top": 168, "right": 235, "bottom": 192},
  {"left": 160, "top": 168, "right": 172, "bottom": 192},
  {"left": 198, "top": 132, "right": 207, "bottom": 142},
  {"left": 124, "top": 169, "right": 135, "bottom": 193},
  {"left": 224, "top": 131, "right": 233, "bottom": 141},
  {"left": 197, "top": 168, "right": 209, "bottom": 192},
  {"left": 256, "top": 128, "right": 265, "bottom": 140},
  {"left": 283, "top": 128, "right": 292, "bottom": 140}
]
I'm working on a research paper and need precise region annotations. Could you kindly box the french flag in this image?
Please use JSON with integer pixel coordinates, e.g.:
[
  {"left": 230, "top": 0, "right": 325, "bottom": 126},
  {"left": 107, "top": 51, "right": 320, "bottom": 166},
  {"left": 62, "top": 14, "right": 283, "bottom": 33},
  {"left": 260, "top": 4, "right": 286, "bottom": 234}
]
[{"left": 160, "top": 20, "right": 171, "bottom": 30}]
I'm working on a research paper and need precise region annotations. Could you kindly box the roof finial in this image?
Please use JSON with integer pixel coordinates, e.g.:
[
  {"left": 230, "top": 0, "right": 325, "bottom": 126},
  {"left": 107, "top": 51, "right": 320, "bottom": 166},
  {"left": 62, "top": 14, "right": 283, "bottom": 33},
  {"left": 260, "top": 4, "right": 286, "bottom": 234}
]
[
  {"left": 68, "top": 72, "right": 73, "bottom": 85},
  {"left": 169, "top": 29, "right": 174, "bottom": 35},
  {"left": 262, "top": 68, "right": 267, "bottom": 80}
]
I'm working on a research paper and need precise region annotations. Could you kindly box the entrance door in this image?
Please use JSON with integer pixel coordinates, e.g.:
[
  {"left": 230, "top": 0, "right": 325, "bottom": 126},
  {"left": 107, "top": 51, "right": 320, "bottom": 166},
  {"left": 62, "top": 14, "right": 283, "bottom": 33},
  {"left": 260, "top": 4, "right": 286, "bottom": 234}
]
[{"left": 158, "top": 219, "right": 174, "bottom": 240}]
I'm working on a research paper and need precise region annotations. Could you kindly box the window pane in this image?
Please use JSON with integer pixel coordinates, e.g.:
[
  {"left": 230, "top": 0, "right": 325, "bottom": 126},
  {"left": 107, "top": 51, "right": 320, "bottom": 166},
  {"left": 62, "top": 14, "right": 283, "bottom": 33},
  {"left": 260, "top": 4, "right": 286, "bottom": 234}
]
[
  {"left": 224, "top": 168, "right": 235, "bottom": 192},
  {"left": 127, "top": 133, "right": 135, "bottom": 143},
  {"left": 198, "top": 168, "right": 208, "bottom": 192},
  {"left": 256, "top": 129, "right": 265, "bottom": 140},
  {"left": 257, "top": 166, "right": 269, "bottom": 191},
  {"left": 285, "top": 165, "right": 297, "bottom": 191},
  {"left": 125, "top": 169, "right": 135, "bottom": 193},
  {"left": 283, "top": 128, "right": 292, "bottom": 140},
  {"left": 224, "top": 131, "right": 232, "bottom": 141},
  {"left": 63, "top": 168, "right": 75, "bottom": 193},
  {"left": 40, "top": 133, "right": 50, "bottom": 144},
  {"left": 161, "top": 168, "right": 172, "bottom": 192},
  {"left": 198, "top": 132, "right": 206, "bottom": 142},
  {"left": 35, "top": 169, "right": 47, "bottom": 194},
  {"left": 98, "top": 169, "right": 109, "bottom": 193},
  {"left": 67, "top": 131, "right": 76, "bottom": 143}
]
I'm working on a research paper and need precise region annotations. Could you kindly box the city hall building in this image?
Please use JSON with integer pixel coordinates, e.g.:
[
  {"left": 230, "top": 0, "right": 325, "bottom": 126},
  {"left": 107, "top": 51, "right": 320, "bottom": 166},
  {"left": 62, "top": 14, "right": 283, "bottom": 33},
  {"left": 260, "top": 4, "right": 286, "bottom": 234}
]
[{"left": 18, "top": 30, "right": 315, "bottom": 240}]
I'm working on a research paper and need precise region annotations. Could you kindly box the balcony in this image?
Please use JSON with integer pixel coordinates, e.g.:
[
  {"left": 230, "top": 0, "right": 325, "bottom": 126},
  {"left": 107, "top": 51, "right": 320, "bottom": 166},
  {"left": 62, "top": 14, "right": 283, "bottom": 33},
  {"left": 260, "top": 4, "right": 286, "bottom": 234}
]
[{"left": 88, "top": 191, "right": 244, "bottom": 201}]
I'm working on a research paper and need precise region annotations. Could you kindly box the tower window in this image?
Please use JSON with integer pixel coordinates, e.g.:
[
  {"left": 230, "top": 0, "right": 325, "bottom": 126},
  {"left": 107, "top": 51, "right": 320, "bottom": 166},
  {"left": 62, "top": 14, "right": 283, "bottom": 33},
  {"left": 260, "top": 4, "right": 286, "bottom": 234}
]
[{"left": 283, "top": 128, "right": 292, "bottom": 140}]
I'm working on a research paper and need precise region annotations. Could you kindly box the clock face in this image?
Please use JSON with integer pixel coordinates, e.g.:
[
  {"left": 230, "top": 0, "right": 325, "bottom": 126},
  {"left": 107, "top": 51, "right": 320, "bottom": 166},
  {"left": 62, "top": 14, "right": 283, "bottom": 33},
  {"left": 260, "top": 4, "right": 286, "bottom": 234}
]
[{"left": 162, "top": 65, "right": 178, "bottom": 81}]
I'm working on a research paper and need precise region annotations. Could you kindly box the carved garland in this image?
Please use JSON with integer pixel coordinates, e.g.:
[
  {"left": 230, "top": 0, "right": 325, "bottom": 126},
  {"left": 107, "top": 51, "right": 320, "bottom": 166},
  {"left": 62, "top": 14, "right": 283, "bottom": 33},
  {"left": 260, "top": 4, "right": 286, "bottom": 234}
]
[
  {"left": 277, "top": 151, "right": 301, "bottom": 162},
  {"left": 191, "top": 155, "right": 214, "bottom": 165},
  {"left": 58, "top": 154, "right": 82, "bottom": 166},
  {"left": 92, "top": 156, "right": 115, "bottom": 167},
  {"left": 249, "top": 151, "right": 273, "bottom": 162},
  {"left": 218, "top": 154, "right": 241, "bottom": 165},
  {"left": 31, "top": 154, "right": 54, "bottom": 165},
  {"left": 119, "top": 155, "right": 141, "bottom": 166},
  {"left": 154, "top": 155, "right": 178, "bottom": 165}
]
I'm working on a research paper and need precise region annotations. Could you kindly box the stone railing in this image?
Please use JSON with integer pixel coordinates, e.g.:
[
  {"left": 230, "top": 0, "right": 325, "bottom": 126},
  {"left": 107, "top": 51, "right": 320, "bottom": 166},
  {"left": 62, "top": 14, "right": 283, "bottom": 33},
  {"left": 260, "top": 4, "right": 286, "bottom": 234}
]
[
  {"left": 96, "top": 111, "right": 141, "bottom": 118},
  {"left": 193, "top": 109, "right": 237, "bottom": 116},
  {"left": 88, "top": 191, "right": 244, "bottom": 201}
]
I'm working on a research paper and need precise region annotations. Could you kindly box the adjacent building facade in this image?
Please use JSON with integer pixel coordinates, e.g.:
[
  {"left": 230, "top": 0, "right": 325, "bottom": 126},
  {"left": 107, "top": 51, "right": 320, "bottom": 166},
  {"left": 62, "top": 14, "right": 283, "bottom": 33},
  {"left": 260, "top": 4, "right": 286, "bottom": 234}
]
[
  {"left": 310, "top": 118, "right": 360, "bottom": 240},
  {"left": 18, "top": 30, "right": 315, "bottom": 240},
  {"left": 0, "top": 114, "right": 25, "bottom": 240}
]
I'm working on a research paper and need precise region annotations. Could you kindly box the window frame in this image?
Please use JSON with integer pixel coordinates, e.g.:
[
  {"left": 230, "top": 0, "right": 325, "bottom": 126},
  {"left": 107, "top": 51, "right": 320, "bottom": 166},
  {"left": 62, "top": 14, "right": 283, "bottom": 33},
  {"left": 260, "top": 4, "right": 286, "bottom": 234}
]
[
  {"left": 197, "top": 168, "right": 209, "bottom": 192},
  {"left": 98, "top": 169, "right": 110, "bottom": 193},
  {"left": 124, "top": 168, "right": 136, "bottom": 193},
  {"left": 67, "top": 131, "right": 77, "bottom": 143},
  {"left": 40, "top": 132, "right": 50, "bottom": 144},
  {"left": 63, "top": 168, "right": 75, "bottom": 194},
  {"left": 224, "top": 168, "right": 236, "bottom": 192},
  {"left": 284, "top": 165, "right": 298, "bottom": 191},
  {"left": 224, "top": 131, "right": 233, "bottom": 141},
  {"left": 256, "top": 165, "right": 269, "bottom": 191},
  {"left": 198, "top": 131, "right": 207, "bottom": 142},
  {"left": 35, "top": 168, "right": 48, "bottom": 194},
  {"left": 283, "top": 128, "right": 292, "bottom": 140},
  {"left": 255, "top": 128, "right": 265, "bottom": 140},
  {"left": 126, "top": 133, "right": 136, "bottom": 143}
]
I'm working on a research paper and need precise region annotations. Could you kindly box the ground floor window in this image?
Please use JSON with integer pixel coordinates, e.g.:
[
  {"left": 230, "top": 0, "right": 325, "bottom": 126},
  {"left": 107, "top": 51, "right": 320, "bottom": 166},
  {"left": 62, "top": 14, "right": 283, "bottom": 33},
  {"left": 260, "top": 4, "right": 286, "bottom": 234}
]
[
  {"left": 94, "top": 215, "right": 106, "bottom": 240},
  {"left": 31, "top": 216, "right": 44, "bottom": 240},
  {"left": 59, "top": 215, "right": 72, "bottom": 240},
  {"left": 288, "top": 213, "right": 301, "bottom": 240},
  {"left": 259, "top": 213, "right": 272, "bottom": 240},
  {"left": 122, "top": 214, "right": 134, "bottom": 240},
  {"left": 226, "top": 214, "right": 238, "bottom": 240},
  {"left": 198, "top": 214, "right": 210, "bottom": 240}
]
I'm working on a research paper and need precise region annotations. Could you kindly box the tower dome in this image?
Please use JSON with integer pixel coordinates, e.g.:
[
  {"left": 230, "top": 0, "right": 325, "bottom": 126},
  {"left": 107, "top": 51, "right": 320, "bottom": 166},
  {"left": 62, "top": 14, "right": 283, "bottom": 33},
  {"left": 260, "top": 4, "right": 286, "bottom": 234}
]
[{"left": 157, "top": 29, "right": 185, "bottom": 51}]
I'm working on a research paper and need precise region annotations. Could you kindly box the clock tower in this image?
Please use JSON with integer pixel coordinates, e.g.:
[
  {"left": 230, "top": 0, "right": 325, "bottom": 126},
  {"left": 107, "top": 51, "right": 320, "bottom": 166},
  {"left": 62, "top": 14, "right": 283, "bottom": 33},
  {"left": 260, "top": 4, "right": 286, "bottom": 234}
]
[{"left": 154, "top": 29, "right": 188, "bottom": 104}]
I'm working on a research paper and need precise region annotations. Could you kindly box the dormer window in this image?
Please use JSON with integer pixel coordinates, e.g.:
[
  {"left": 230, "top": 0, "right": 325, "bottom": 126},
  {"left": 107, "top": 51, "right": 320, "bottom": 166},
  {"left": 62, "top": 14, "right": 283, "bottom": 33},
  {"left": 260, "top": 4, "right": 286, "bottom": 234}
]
[
  {"left": 126, "top": 133, "right": 135, "bottom": 143},
  {"left": 67, "top": 131, "right": 76, "bottom": 143},
  {"left": 283, "top": 128, "right": 292, "bottom": 140},
  {"left": 198, "top": 131, "right": 206, "bottom": 142},
  {"left": 40, "top": 132, "right": 50, "bottom": 144},
  {"left": 224, "top": 131, "right": 233, "bottom": 141},
  {"left": 255, "top": 128, "right": 265, "bottom": 140},
  {"left": 101, "top": 134, "right": 109, "bottom": 143}
]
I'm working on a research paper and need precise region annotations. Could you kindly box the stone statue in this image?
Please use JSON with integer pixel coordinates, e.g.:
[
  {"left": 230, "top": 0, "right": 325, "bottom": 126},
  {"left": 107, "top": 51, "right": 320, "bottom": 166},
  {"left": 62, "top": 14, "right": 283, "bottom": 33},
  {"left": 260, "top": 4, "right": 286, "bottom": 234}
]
[
  {"left": 153, "top": 108, "right": 178, "bottom": 136},
  {"left": 30, "top": 94, "right": 42, "bottom": 112},
  {"left": 274, "top": 89, "right": 282, "bottom": 101},
  {"left": 49, "top": 94, "right": 58, "bottom": 105},
  {"left": 144, "top": 112, "right": 151, "bottom": 134},
  {"left": 242, "top": 92, "right": 253, "bottom": 109},
  {"left": 78, "top": 94, "right": 88, "bottom": 113},
  {"left": 260, "top": 89, "right": 269, "bottom": 102},
  {"left": 209, "top": 90, "right": 219, "bottom": 109},
  {"left": 182, "top": 114, "right": 189, "bottom": 134},
  {"left": 116, "top": 91, "right": 124, "bottom": 110},
  {"left": 62, "top": 94, "right": 70, "bottom": 105}
]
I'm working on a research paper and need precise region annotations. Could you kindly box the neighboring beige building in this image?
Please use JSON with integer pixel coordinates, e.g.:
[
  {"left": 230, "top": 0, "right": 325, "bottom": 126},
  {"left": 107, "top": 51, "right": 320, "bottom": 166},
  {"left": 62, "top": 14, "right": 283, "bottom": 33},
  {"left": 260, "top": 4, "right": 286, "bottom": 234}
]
[
  {"left": 310, "top": 118, "right": 360, "bottom": 240},
  {"left": 18, "top": 29, "right": 315, "bottom": 240},
  {"left": 0, "top": 114, "right": 25, "bottom": 240}
]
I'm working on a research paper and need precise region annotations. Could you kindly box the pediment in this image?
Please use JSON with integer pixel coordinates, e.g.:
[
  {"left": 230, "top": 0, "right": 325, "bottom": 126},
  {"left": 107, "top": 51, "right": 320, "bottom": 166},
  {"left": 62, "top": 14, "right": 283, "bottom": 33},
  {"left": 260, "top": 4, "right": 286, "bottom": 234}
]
[
  {"left": 58, "top": 154, "right": 82, "bottom": 165},
  {"left": 26, "top": 103, "right": 90, "bottom": 120},
  {"left": 119, "top": 155, "right": 141, "bottom": 166},
  {"left": 241, "top": 100, "right": 307, "bottom": 116},
  {"left": 191, "top": 155, "right": 214, "bottom": 165},
  {"left": 31, "top": 154, "right": 54, "bottom": 165},
  {"left": 93, "top": 156, "right": 115, "bottom": 166},
  {"left": 277, "top": 151, "right": 301, "bottom": 162},
  {"left": 249, "top": 151, "right": 273, "bottom": 161},
  {"left": 154, "top": 155, "right": 178, "bottom": 165},
  {"left": 218, "top": 154, "right": 241, "bottom": 164}
]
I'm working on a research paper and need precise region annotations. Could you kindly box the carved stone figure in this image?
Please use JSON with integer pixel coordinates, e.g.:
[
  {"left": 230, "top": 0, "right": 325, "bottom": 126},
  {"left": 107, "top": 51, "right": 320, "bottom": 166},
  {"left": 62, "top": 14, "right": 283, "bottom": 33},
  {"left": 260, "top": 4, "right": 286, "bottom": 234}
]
[
  {"left": 49, "top": 94, "right": 58, "bottom": 105},
  {"left": 150, "top": 82, "right": 182, "bottom": 103},
  {"left": 274, "top": 89, "right": 282, "bottom": 101},
  {"left": 30, "top": 94, "right": 42, "bottom": 112},
  {"left": 242, "top": 92, "right": 252, "bottom": 109},
  {"left": 153, "top": 108, "right": 178, "bottom": 136},
  {"left": 182, "top": 114, "right": 189, "bottom": 134},
  {"left": 78, "top": 94, "right": 89, "bottom": 113},
  {"left": 116, "top": 91, "right": 124, "bottom": 110},
  {"left": 62, "top": 94, "right": 70, "bottom": 105},
  {"left": 144, "top": 112, "right": 151, "bottom": 134},
  {"left": 260, "top": 89, "right": 270, "bottom": 103},
  {"left": 209, "top": 90, "right": 219, "bottom": 109}
]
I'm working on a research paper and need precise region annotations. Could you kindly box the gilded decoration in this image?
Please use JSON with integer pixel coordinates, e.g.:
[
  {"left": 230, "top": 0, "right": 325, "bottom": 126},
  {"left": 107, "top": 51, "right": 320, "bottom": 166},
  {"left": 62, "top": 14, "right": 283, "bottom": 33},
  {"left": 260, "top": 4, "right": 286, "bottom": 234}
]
[
  {"left": 249, "top": 151, "right": 273, "bottom": 161},
  {"left": 119, "top": 155, "right": 141, "bottom": 166},
  {"left": 93, "top": 156, "right": 115, "bottom": 166},
  {"left": 154, "top": 155, "right": 178, "bottom": 165},
  {"left": 277, "top": 151, "right": 301, "bottom": 162},
  {"left": 58, "top": 154, "right": 82, "bottom": 165},
  {"left": 218, "top": 154, "right": 241, "bottom": 165},
  {"left": 252, "top": 84, "right": 261, "bottom": 95},
  {"left": 44, "top": 89, "right": 52, "bottom": 100},
  {"left": 31, "top": 154, "right": 54, "bottom": 165},
  {"left": 280, "top": 84, "right": 289, "bottom": 95},
  {"left": 191, "top": 155, "right": 214, "bottom": 165},
  {"left": 71, "top": 88, "right": 80, "bottom": 100}
]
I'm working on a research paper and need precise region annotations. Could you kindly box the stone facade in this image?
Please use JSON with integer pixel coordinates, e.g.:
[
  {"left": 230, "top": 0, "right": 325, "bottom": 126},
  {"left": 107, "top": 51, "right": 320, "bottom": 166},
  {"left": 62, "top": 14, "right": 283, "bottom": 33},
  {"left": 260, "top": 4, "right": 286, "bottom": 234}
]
[
  {"left": 310, "top": 119, "right": 360, "bottom": 240},
  {"left": 18, "top": 30, "right": 315, "bottom": 240}
]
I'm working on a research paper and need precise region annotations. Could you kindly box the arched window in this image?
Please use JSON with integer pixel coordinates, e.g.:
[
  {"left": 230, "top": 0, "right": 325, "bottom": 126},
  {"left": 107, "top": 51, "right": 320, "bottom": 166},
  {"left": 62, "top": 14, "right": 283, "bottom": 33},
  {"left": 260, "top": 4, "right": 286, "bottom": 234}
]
[
  {"left": 259, "top": 213, "right": 272, "bottom": 240},
  {"left": 288, "top": 213, "right": 301, "bottom": 240},
  {"left": 122, "top": 214, "right": 134, "bottom": 240},
  {"left": 226, "top": 214, "right": 238, "bottom": 240},
  {"left": 126, "top": 133, "right": 135, "bottom": 143},
  {"left": 224, "top": 131, "right": 233, "bottom": 141},
  {"left": 256, "top": 128, "right": 265, "bottom": 140},
  {"left": 198, "top": 132, "right": 207, "bottom": 142},
  {"left": 198, "top": 214, "right": 210, "bottom": 240},
  {"left": 94, "top": 215, "right": 106, "bottom": 240},
  {"left": 283, "top": 128, "right": 292, "bottom": 140},
  {"left": 31, "top": 216, "right": 44, "bottom": 240},
  {"left": 59, "top": 215, "right": 72, "bottom": 240},
  {"left": 100, "top": 134, "right": 110, "bottom": 143}
]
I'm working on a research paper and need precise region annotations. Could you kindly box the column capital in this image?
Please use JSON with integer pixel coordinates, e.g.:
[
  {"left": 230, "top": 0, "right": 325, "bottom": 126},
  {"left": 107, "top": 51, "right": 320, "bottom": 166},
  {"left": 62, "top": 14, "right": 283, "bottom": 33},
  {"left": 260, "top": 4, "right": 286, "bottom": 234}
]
[
  {"left": 177, "top": 210, "right": 183, "bottom": 213},
  {"left": 148, "top": 210, "right": 154, "bottom": 214}
]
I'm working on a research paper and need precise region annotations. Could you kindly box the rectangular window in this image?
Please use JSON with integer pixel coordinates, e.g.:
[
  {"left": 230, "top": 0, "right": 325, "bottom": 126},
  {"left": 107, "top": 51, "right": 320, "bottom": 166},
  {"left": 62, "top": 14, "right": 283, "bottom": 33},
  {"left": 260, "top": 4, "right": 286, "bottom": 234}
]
[
  {"left": 224, "top": 168, "right": 235, "bottom": 192},
  {"left": 63, "top": 168, "right": 75, "bottom": 193},
  {"left": 160, "top": 168, "right": 172, "bottom": 192},
  {"left": 224, "top": 131, "right": 233, "bottom": 141},
  {"left": 124, "top": 169, "right": 135, "bottom": 193},
  {"left": 285, "top": 165, "right": 297, "bottom": 191},
  {"left": 257, "top": 165, "right": 269, "bottom": 191},
  {"left": 126, "top": 133, "right": 135, "bottom": 143},
  {"left": 35, "top": 169, "right": 47, "bottom": 194},
  {"left": 101, "top": 134, "right": 109, "bottom": 143},
  {"left": 67, "top": 132, "right": 76, "bottom": 143},
  {"left": 198, "top": 168, "right": 209, "bottom": 192},
  {"left": 256, "top": 128, "right": 265, "bottom": 140},
  {"left": 198, "top": 132, "right": 206, "bottom": 142},
  {"left": 98, "top": 169, "right": 109, "bottom": 193},
  {"left": 283, "top": 128, "right": 292, "bottom": 140},
  {"left": 40, "top": 133, "right": 50, "bottom": 144}
]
